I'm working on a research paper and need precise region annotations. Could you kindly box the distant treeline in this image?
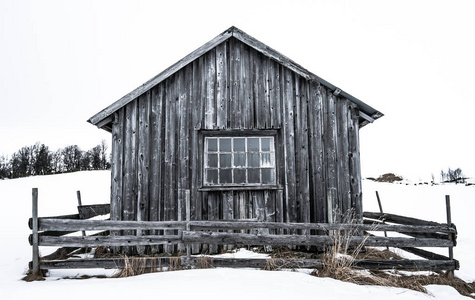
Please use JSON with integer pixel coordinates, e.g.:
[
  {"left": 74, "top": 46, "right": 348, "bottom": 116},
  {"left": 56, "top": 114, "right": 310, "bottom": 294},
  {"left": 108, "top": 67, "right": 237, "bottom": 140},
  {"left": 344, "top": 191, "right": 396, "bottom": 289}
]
[{"left": 0, "top": 140, "right": 110, "bottom": 179}]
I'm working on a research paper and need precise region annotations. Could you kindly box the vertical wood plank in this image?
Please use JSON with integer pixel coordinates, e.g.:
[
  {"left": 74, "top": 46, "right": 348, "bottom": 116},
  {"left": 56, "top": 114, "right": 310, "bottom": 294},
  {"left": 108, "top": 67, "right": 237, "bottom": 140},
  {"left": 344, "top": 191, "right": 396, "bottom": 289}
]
[
  {"left": 263, "top": 56, "right": 271, "bottom": 128},
  {"left": 297, "top": 78, "right": 310, "bottom": 230},
  {"left": 336, "top": 98, "right": 351, "bottom": 218},
  {"left": 123, "top": 100, "right": 138, "bottom": 254},
  {"left": 208, "top": 192, "right": 219, "bottom": 253},
  {"left": 348, "top": 103, "right": 362, "bottom": 220},
  {"left": 268, "top": 60, "right": 279, "bottom": 129},
  {"left": 137, "top": 92, "right": 151, "bottom": 254},
  {"left": 163, "top": 76, "right": 176, "bottom": 254},
  {"left": 204, "top": 50, "right": 217, "bottom": 129},
  {"left": 216, "top": 42, "right": 228, "bottom": 129},
  {"left": 149, "top": 86, "right": 163, "bottom": 223},
  {"left": 324, "top": 89, "right": 338, "bottom": 222},
  {"left": 241, "top": 43, "right": 251, "bottom": 129},
  {"left": 222, "top": 191, "right": 234, "bottom": 250},
  {"left": 308, "top": 82, "right": 326, "bottom": 224},
  {"left": 276, "top": 190, "right": 284, "bottom": 234},
  {"left": 282, "top": 67, "right": 297, "bottom": 223},
  {"left": 110, "top": 110, "right": 124, "bottom": 252},
  {"left": 177, "top": 68, "right": 189, "bottom": 252},
  {"left": 230, "top": 38, "right": 242, "bottom": 129},
  {"left": 191, "top": 58, "right": 203, "bottom": 254},
  {"left": 150, "top": 85, "right": 165, "bottom": 253}
]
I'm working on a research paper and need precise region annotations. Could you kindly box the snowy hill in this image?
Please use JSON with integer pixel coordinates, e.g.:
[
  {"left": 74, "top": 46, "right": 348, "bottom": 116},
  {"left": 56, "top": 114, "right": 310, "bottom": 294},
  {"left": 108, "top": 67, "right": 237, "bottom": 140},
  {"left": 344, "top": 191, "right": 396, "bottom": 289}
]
[{"left": 0, "top": 171, "right": 473, "bottom": 299}]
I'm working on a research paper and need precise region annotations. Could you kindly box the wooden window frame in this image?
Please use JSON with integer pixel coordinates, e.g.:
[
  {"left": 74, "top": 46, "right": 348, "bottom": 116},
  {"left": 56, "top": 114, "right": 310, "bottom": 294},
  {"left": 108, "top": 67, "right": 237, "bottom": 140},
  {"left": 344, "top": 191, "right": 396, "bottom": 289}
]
[{"left": 199, "top": 130, "right": 282, "bottom": 191}]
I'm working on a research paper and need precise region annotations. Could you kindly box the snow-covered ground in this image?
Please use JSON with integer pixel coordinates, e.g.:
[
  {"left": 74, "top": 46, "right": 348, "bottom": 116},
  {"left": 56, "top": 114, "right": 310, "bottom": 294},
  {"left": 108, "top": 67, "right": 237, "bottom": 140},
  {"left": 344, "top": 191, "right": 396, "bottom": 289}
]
[{"left": 0, "top": 171, "right": 473, "bottom": 299}]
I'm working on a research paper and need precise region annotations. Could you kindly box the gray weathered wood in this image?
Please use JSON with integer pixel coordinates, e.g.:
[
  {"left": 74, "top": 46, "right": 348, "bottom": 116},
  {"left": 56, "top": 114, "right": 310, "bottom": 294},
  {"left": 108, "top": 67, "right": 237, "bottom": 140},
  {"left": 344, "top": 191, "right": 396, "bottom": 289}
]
[
  {"left": 446, "top": 195, "right": 455, "bottom": 277},
  {"left": 29, "top": 214, "right": 80, "bottom": 229},
  {"left": 38, "top": 235, "right": 182, "bottom": 247},
  {"left": 363, "top": 212, "right": 446, "bottom": 227},
  {"left": 110, "top": 110, "right": 124, "bottom": 253},
  {"left": 182, "top": 231, "right": 453, "bottom": 247},
  {"left": 31, "top": 188, "right": 40, "bottom": 275},
  {"left": 76, "top": 190, "right": 86, "bottom": 237},
  {"left": 36, "top": 257, "right": 456, "bottom": 272},
  {"left": 77, "top": 204, "right": 110, "bottom": 220},
  {"left": 39, "top": 219, "right": 186, "bottom": 231},
  {"left": 88, "top": 28, "right": 387, "bottom": 255}
]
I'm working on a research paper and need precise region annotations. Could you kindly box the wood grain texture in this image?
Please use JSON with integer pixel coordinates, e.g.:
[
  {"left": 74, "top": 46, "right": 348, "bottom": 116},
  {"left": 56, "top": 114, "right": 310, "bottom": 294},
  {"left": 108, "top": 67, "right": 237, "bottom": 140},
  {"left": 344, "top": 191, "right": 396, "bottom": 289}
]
[{"left": 103, "top": 37, "right": 373, "bottom": 254}]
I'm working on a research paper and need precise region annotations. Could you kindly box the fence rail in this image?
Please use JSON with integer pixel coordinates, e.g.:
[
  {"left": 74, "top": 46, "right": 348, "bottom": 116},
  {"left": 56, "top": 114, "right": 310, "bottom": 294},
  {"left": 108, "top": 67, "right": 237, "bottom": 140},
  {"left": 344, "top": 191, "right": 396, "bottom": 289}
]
[{"left": 27, "top": 188, "right": 459, "bottom": 276}]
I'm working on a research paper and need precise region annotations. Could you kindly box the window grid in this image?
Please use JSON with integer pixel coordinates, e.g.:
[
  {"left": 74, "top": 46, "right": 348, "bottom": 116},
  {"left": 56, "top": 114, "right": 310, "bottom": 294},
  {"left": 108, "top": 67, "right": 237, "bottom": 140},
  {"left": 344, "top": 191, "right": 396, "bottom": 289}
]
[{"left": 204, "top": 136, "right": 276, "bottom": 186}]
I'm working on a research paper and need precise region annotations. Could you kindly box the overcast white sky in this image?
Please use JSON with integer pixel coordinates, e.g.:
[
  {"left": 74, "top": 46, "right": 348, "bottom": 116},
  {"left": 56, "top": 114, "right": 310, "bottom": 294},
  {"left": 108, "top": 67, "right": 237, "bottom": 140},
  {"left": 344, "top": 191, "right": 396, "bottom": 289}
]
[{"left": 1, "top": 0, "right": 474, "bottom": 181}]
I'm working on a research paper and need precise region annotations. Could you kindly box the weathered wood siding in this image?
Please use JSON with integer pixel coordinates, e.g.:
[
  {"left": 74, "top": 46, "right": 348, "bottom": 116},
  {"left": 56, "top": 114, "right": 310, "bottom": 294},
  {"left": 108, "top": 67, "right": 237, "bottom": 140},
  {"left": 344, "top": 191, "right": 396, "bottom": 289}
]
[{"left": 110, "top": 38, "right": 362, "bottom": 250}]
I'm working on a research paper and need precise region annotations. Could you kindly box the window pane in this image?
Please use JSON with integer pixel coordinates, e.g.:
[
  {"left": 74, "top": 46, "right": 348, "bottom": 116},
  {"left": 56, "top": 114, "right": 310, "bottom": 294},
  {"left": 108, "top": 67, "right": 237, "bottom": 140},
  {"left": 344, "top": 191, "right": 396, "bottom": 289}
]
[
  {"left": 248, "top": 169, "right": 260, "bottom": 183},
  {"left": 219, "top": 138, "right": 231, "bottom": 152},
  {"left": 207, "top": 138, "right": 218, "bottom": 152},
  {"left": 234, "top": 169, "right": 246, "bottom": 184},
  {"left": 261, "top": 138, "right": 272, "bottom": 151},
  {"left": 261, "top": 169, "right": 275, "bottom": 184},
  {"left": 260, "top": 153, "right": 273, "bottom": 168},
  {"left": 233, "top": 138, "right": 245, "bottom": 152},
  {"left": 248, "top": 138, "right": 259, "bottom": 151},
  {"left": 220, "top": 169, "right": 232, "bottom": 184},
  {"left": 207, "top": 154, "right": 218, "bottom": 168},
  {"left": 220, "top": 154, "right": 232, "bottom": 168},
  {"left": 206, "top": 169, "right": 218, "bottom": 184},
  {"left": 248, "top": 153, "right": 259, "bottom": 167},
  {"left": 234, "top": 153, "right": 246, "bottom": 167}
]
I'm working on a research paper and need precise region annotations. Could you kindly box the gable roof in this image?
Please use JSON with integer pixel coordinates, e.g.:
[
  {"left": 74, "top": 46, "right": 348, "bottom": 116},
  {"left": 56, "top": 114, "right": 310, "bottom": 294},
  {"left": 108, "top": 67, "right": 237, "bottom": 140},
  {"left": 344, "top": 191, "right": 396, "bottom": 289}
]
[{"left": 88, "top": 26, "right": 383, "bottom": 131}]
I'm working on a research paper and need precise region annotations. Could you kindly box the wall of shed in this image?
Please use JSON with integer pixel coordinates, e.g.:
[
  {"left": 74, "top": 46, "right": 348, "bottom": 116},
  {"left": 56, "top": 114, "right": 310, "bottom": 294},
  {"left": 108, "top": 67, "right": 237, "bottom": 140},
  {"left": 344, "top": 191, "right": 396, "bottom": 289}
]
[{"left": 110, "top": 38, "right": 362, "bottom": 244}]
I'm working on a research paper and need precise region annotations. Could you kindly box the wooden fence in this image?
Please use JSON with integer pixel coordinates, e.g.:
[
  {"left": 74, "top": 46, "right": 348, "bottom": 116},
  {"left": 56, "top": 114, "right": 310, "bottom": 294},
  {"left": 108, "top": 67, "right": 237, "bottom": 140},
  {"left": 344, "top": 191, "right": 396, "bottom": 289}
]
[{"left": 28, "top": 188, "right": 459, "bottom": 275}]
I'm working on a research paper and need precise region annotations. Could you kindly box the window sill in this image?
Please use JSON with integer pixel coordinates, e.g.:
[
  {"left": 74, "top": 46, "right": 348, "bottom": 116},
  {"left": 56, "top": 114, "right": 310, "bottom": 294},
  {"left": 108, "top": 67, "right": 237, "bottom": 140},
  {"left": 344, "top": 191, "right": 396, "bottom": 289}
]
[{"left": 198, "top": 185, "right": 283, "bottom": 192}]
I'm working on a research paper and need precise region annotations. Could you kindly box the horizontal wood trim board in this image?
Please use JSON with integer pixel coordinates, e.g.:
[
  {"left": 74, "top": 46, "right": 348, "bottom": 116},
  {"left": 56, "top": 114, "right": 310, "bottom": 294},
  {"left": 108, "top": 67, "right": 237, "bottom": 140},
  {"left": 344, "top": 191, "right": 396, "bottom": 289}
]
[
  {"left": 36, "top": 232, "right": 454, "bottom": 248},
  {"left": 37, "top": 219, "right": 455, "bottom": 234},
  {"left": 36, "top": 257, "right": 457, "bottom": 271}
]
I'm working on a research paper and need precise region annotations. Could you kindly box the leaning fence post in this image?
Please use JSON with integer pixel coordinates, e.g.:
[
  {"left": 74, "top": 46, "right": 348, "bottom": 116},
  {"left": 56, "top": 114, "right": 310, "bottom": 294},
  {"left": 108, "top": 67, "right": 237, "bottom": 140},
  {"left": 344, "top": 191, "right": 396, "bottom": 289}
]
[
  {"left": 31, "top": 188, "right": 40, "bottom": 276},
  {"left": 375, "top": 191, "right": 389, "bottom": 251},
  {"left": 445, "top": 195, "right": 454, "bottom": 278}
]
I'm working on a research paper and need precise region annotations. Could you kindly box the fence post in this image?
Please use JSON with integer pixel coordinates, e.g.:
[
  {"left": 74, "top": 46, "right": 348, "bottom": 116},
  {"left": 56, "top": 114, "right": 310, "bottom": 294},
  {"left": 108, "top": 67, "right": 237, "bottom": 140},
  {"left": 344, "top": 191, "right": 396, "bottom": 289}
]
[
  {"left": 445, "top": 195, "right": 454, "bottom": 278},
  {"left": 31, "top": 188, "right": 40, "bottom": 276},
  {"left": 185, "top": 190, "right": 191, "bottom": 260},
  {"left": 375, "top": 191, "right": 389, "bottom": 251},
  {"left": 76, "top": 191, "right": 86, "bottom": 236}
]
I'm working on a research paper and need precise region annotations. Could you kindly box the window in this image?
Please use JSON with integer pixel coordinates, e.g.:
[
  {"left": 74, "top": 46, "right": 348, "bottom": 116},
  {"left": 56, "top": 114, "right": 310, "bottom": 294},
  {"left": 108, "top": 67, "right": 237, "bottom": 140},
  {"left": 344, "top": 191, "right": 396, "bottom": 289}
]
[{"left": 204, "top": 136, "right": 276, "bottom": 186}]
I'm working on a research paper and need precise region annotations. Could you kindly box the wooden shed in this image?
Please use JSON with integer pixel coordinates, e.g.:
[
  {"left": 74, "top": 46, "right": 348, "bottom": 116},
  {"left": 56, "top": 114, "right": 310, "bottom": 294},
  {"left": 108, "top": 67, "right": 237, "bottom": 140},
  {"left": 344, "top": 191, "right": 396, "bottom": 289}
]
[{"left": 88, "top": 27, "right": 382, "bottom": 252}]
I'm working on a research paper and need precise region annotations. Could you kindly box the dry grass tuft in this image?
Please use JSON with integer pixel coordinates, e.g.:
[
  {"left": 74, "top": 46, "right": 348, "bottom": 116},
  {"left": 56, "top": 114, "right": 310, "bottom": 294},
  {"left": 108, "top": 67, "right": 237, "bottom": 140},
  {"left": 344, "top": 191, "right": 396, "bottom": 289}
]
[
  {"left": 311, "top": 211, "right": 475, "bottom": 298},
  {"left": 94, "top": 246, "right": 113, "bottom": 258},
  {"left": 113, "top": 256, "right": 183, "bottom": 278},
  {"left": 314, "top": 241, "right": 475, "bottom": 298},
  {"left": 197, "top": 256, "right": 214, "bottom": 269}
]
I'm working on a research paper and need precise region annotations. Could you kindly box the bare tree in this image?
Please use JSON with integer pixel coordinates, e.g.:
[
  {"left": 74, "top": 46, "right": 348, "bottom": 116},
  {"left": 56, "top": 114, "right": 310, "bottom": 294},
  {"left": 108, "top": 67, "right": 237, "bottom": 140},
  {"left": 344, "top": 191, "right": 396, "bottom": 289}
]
[{"left": 0, "top": 155, "right": 10, "bottom": 179}]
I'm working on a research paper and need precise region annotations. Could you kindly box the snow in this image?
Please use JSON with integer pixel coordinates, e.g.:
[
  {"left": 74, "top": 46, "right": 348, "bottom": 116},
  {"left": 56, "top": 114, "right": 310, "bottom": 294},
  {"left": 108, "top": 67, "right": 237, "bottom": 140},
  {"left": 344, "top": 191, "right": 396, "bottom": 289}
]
[{"left": 0, "top": 171, "right": 474, "bottom": 299}]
